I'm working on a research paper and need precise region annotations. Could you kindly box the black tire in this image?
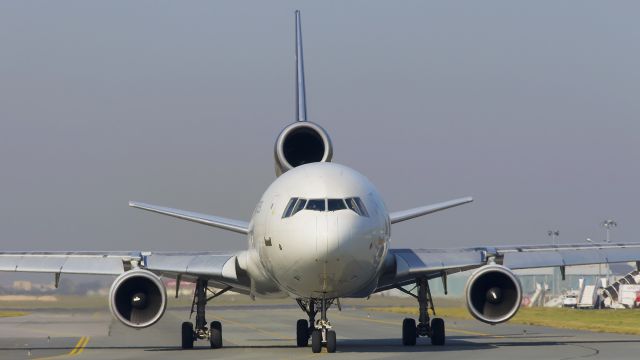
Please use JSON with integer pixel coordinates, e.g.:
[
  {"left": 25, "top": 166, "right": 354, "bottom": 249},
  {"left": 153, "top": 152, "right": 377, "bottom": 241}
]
[
  {"left": 326, "top": 330, "right": 337, "bottom": 353},
  {"left": 311, "top": 329, "right": 322, "bottom": 353},
  {"left": 210, "top": 321, "right": 223, "bottom": 349},
  {"left": 402, "top": 318, "right": 417, "bottom": 346},
  {"left": 430, "top": 318, "right": 445, "bottom": 346},
  {"left": 296, "top": 319, "right": 309, "bottom": 347},
  {"left": 181, "top": 321, "right": 194, "bottom": 349}
]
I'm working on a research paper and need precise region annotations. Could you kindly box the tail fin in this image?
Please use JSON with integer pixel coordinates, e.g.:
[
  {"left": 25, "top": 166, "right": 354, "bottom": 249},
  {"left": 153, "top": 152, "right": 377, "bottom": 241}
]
[{"left": 295, "top": 10, "right": 307, "bottom": 122}]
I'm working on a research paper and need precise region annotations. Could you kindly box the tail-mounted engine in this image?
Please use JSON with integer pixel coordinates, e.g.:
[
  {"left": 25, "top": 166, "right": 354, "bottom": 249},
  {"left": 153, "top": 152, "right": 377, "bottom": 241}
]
[
  {"left": 464, "top": 264, "right": 522, "bottom": 324},
  {"left": 109, "top": 269, "right": 167, "bottom": 328},
  {"left": 274, "top": 121, "right": 333, "bottom": 176}
]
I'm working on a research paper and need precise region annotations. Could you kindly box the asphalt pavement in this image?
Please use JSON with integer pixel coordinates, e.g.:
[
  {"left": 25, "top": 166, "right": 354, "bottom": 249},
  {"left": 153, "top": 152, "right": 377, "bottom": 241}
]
[{"left": 1, "top": 305, "right": 639, "bottom": 359}]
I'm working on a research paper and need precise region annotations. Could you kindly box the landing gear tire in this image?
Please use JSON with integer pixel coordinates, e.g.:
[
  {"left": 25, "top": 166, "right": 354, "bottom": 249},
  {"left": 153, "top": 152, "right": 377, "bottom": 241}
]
[
  {"left": 402, "top": 318, "right": 417, "bottom": 346},
  {"left": 181, "top": 321, "right": 194, "bottom": 349},
  {"left": 210, "top": 321, "right": 223, "bottom": 349},
  {"left": 430, "top": 318, "right": 445, "bottom": 346},
  {"left": 311, "top": 329, "right": 322, "bottom": 353},
  {"left": 326, "top": 330, "right": 337, "bottom": 353},
  {"left": 296, "top": 319, "right": 309, "bottom": 347}
]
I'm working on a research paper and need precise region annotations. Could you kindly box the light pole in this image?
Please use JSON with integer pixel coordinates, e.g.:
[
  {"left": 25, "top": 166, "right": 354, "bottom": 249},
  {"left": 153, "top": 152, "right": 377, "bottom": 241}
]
[
  {"left": 586, "top": 238, "right": 603, "bottom": 282},
  {"left": 548, "top": 230, "right": 560, "bottom": 295},
  {"left": 601, "top": 220, "right": 617, "bottom": 243}
]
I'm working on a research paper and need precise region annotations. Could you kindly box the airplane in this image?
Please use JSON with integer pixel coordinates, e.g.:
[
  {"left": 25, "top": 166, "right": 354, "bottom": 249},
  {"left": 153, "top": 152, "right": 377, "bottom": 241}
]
[{"left": 2, "top": 10, "right": 640, "bottom": 354}]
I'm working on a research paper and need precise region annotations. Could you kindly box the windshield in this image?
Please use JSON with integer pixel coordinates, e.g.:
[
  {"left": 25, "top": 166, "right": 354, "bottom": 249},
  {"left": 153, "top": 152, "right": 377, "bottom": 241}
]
[{"left": 282, "top": 197, "right": 369, "bottom": 218}]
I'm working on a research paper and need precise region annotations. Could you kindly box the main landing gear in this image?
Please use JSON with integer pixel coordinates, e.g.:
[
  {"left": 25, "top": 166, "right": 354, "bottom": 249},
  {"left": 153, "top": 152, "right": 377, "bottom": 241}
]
[
  {"left": 296, "top": 297, "right": 337, "bottom": 353},
  {"left": 398, "top": 277, "right": 445, "bottom": 346},
  {"left": 181, "top": 278, "right": 231, "bottom": 349}
]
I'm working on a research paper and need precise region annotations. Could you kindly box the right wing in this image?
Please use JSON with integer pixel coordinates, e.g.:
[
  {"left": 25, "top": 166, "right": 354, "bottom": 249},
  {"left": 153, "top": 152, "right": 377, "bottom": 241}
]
[
  {"left": 0, "top": 250, "right": 251, "bottom": 293},
  {"left": 129, "top": 201, "right": 250, "bottom": 234}
]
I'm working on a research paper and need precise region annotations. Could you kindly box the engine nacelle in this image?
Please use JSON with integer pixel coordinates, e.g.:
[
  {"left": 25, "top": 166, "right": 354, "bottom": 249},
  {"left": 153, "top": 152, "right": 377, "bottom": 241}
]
[
  {"left": 109, "top": 269, "right": 167, "bottom": 328},
  {"left": 464, "top": 264, "right": 522, "bottom": 324},
  {"left": 274, "top": 121, "right": 333, "bottom": 176}
]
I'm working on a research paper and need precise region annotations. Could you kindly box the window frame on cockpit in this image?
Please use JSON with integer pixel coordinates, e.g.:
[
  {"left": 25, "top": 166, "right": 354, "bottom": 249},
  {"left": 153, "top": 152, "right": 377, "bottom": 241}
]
[
  {"left": 291, "top": 198, "right": 307, "bottom": 216},
  {"left": 282, "top": 196, "right": 369, "bottom": 218},
  {"left": 282, "top": 197, "right": 298, "bottom": 218},
  {"left": 305, "top": 199, "right": 326, "bottom": 212},
  {"left": 327, "top": 198, "right": 347, "bottom": 212},
  {"left": 345, "top": 197, "right": 369, "bottom": 217}
]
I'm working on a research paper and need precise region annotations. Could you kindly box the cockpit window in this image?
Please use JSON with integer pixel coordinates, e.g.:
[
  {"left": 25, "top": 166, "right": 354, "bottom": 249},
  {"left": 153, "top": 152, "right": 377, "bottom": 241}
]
[
  {"left": 353, "top": 197, "right": 369, "bottom": 217},
  {"left": 291, "top": 198, "right": 307, "bottom": 216},
  {"left": 306, "top": 199, "right": 326, "bottom": 211},
  {"left": 346, "top": 197, "right": 369, "bottom": 217},
  {"left": 327, "top": 199, "right": 347, "bottom": 211},
  {"left": 282, "top": 197, "right": 298, "bottom": 218},
  {"left": 282, "top": 197, "right": 368, "bottom": 217}
]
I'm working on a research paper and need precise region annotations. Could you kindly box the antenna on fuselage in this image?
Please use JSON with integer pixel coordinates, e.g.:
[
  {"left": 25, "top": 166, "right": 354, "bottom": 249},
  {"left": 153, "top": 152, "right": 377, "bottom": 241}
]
[{"left": 295, "top": 10, "right": 307, "bottom": 122}]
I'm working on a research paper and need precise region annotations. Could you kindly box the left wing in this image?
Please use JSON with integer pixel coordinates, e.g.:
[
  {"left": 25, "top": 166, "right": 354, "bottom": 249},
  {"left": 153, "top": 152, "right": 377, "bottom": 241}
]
[{"left": 377, "top": 242, "right": 640, "bottom": 292}]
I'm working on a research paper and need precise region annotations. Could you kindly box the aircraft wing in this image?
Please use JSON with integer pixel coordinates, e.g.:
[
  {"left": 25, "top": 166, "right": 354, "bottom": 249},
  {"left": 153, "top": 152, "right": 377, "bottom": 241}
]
[
  {"left": 0, "top": 250, "right": 250, "bottom": 292},
  {"left": 376, "top": 242, "right": 640, "bottom": 292},
  {"left": 129, "top": 201, "right": 250, "bottom": 234}
]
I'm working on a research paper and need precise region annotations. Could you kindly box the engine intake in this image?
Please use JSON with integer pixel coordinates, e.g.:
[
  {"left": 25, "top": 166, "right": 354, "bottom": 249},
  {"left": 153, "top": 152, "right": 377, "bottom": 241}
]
[
  {"left": 275, "top": 122, "right": 332, "bottom": 176},
  {"left": 109, "top": 269, "right": 167, "bottom": 328},
  {"left": 465, "top": 265, "right": 522, "bottom": 324}
]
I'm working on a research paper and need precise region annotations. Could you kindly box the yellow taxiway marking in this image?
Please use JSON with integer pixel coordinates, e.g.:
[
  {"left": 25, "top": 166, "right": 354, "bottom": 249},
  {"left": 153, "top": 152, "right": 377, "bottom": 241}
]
[
  {"left": 34, "top": 336, "right": 91, "bottom": 360},
  {"left": 69, "top": 336, "right": 90, "bottom": 355},
  {"left": 333, "top": 313, "right": 505, "bottom": 338}
]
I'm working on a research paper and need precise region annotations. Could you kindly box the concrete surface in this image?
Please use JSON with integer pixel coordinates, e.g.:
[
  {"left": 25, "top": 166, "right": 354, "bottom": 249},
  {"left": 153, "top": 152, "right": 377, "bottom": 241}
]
[{"left": 1, "top": 305, "right": 639, "bottom": 359}]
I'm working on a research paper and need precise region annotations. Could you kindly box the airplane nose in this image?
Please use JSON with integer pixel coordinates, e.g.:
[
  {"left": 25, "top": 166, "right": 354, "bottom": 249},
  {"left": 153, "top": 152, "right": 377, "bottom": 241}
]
[{"left": 318, "top": 213, "right": 349, "bottom": 262}]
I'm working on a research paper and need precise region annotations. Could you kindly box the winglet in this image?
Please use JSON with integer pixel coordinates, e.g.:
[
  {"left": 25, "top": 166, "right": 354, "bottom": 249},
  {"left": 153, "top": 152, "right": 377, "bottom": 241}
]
[
  {"left": 389, "top": 197, "right": 473, "bottom": 224},
  {"left": 295, "top": 10, "right": 307, "bottom": 122}
]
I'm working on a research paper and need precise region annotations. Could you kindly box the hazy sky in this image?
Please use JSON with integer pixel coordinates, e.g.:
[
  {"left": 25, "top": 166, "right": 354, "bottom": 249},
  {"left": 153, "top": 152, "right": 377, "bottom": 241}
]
[{"left": 1, "top": 0, "right": 639, "bottom": 276}]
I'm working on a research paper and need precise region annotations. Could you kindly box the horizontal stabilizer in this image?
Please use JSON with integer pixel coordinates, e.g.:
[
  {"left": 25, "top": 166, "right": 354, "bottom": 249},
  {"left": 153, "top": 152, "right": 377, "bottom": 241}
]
[
  {"left": 129, "top": 201, "right": 249, "bottom": 234},
  {"left": 389, "top": 197, "right": 473, "bottom": 224}
]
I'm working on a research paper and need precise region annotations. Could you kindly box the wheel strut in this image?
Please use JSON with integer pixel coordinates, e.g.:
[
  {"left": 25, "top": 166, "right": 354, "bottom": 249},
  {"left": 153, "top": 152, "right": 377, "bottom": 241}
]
[
  {"left": 417, "top": 277, "right": 434, "bottom": 337},
  {"left": 187, "top": 278, "right": 232, "bottom": 345},
  {"left": 298, "top": 296, "right": 337, "bottom": 353},
  {"left": 397, "top": 276, "right": 445, "bottom": 344}
]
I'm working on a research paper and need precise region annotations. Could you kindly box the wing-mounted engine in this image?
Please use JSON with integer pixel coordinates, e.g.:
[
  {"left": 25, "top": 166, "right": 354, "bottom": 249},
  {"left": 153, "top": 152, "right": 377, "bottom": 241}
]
[
  {"left": 464, "top": 264, "right": 522, "bottom": 324},
  {"left": 274, "top": 121, "right": 333, "bottom": 176},
  {"left": 109, "top": 269, "right": 167, "bottom": 328}
]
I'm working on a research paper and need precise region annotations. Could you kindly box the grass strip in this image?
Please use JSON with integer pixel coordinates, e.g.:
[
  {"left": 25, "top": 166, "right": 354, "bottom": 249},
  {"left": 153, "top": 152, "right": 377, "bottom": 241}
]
[{"left": 367, "top": 307, "right": 640, "bottom": 336}]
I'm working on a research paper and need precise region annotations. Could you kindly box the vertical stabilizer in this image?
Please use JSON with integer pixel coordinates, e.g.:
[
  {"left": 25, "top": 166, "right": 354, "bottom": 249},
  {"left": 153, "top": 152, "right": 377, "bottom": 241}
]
[{"left": 295, "top": 10, "right": 307, "bottom": 122}]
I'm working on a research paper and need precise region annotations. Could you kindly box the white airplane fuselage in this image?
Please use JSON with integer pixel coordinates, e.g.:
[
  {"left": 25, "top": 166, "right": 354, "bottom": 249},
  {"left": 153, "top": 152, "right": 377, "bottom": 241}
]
[{"left": 245, "top": 162, "right": 391, "bottom": 299}]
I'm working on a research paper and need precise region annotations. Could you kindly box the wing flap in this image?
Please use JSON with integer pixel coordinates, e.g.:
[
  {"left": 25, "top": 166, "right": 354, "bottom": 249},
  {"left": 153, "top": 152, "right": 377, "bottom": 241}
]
[
  {"left": 502, "top": 244, "right": 640, "bottom": 270},
  {"left": 142, "top": 251, "right": 250, "bottom": 290},
  {"left": 0, "top": 250, "right": 251, "bottom": 291},
  {"left": 144, "top": 252, "right": 233, "bottom": 278},
  {"left": 391, "top": 248, "right": 485, "bottom": 275},
  {"left": 0, "top": 252, "right": 128, "bottom": 275}
]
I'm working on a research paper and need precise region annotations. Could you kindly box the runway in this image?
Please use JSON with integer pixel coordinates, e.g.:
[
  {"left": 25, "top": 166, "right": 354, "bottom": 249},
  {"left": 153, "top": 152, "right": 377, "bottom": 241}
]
[{"left": 1, "top": 305, "right": 639, "bottom": 360}]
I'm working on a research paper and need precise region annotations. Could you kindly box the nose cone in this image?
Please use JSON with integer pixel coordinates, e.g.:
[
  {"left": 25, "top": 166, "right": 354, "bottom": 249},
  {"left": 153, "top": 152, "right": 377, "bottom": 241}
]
[{"left": 264, "top": 203, "right": 388, "bottom": 298}]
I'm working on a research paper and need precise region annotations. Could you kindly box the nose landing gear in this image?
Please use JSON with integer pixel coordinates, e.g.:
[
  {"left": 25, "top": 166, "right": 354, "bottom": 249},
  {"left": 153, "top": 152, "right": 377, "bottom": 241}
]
[
  {"left": 296, "top": 297, "right": 337, "bottom": 353},
  {"left": 398, "top": 277, "right": 446, "bottom": 346}
]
